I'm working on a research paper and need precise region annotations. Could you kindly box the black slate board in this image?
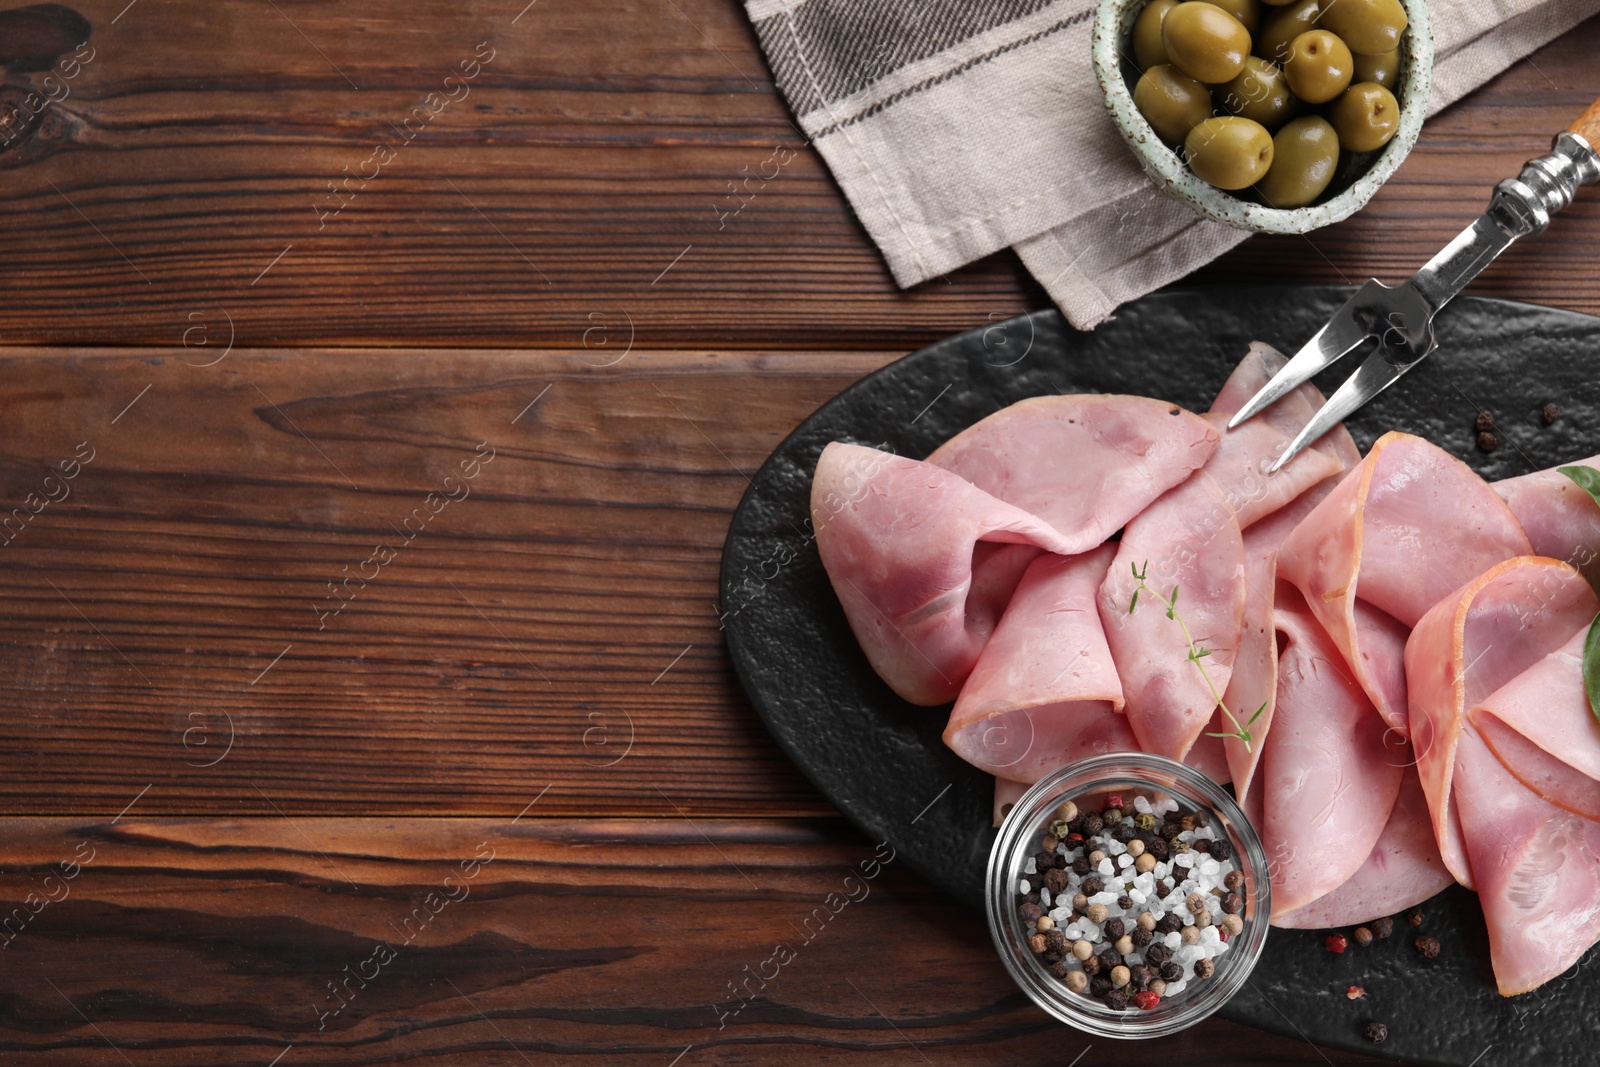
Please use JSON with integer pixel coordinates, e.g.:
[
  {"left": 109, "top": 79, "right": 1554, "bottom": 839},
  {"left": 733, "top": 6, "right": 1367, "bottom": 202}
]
[{"left": 720, "top": 286, "right": 1600, "bottom": 1067}]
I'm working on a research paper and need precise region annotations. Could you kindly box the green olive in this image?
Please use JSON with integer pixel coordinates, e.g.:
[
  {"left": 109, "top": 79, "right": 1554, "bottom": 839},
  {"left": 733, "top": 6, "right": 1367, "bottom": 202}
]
[
  {"left": 1352, "top": 48, "right": 1400, "bottom": 89},
  {"left": 1329, "top": 81, "right": 1400, "bottom": 151},
  {"left": 1185, "top": 116, "right": 1275, "bottom": 189},
  {"left": 1203, "top": 0, "right": 1261, "bottom": 34},
  {"left": 1255, "top": 116, "right": 1340, "bottom": 207},
  {"left": 1162, "top": 2, "right": 1251, "bottom": 83},
  {"left": 1135, "top": 65, "right": 1216, "bottom": 143},
  {"left": 1259, "top": 0, "right": 1300, "bottom": 6},
  {"left": 1282, "top": 29, "right": 1353, "bottom": 103},
  {"left": 1217, "top": 56, "right": 1296, "bottom": 129},
  {"left": 1133, "top": 0, "right": 1180, "bottom": 70},
  {"left": 1256, "top": 0, "right": 1320, "bottom": 64},
  {"left": 1317, "top": 0, "right": 1407, "bottom": 55}
]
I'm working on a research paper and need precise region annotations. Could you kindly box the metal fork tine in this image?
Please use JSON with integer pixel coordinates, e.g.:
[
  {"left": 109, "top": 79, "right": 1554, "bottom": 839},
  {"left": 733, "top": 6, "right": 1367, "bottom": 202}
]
[
  {"left": 1226, "top": 298, "right": 1372, "bottom": 429},
  {"left": 1268, "top": 344, "right": 1416, "bottom": 473}
]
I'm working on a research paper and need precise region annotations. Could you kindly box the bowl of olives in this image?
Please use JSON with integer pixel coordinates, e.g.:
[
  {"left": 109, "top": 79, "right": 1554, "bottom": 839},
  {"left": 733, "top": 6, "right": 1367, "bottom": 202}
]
[{"left": 1092, "top": 0, "right": 1433, "bottom": 232}]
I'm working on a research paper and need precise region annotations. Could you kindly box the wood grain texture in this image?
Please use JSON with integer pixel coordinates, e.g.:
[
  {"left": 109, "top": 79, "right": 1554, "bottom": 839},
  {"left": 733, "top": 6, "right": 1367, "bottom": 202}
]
[
  {"left": 0, "top": 345, "right": 900, "bottom": 817},
  {"left": 1569, "top": 91, "right": 1600, "bottom": 146},
  {"left": 0, "top": 3, "right": 1595, "bottom": 349},
  {"left": 0, "top": 817, "right": 1393, "bottom": 1065}
]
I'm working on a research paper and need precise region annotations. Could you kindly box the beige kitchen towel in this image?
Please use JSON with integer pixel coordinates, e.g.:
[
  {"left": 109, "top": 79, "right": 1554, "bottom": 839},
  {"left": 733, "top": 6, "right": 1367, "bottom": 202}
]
[{"left": 747, "top": 0, "right": 1600, "bottom": 329}]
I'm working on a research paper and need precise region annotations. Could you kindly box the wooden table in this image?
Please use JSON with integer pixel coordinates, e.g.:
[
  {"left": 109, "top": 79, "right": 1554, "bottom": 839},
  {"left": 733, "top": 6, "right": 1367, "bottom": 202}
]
[{"left": 1, "top": 2, "right": 1595, "bottom": 1063}]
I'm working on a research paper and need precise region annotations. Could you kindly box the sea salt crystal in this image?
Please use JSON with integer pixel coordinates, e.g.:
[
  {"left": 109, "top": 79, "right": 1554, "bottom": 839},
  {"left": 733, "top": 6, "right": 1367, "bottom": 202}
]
[
  {"left": 1125, "top": 951, "right": 1145, "bottom": 966},
  {"left": 1065, "top": 924, "right": 1083, "bottom": 940},
  {"left": 1134, "top": 796, "right": 1152, "bottom": 814},
  {"left": 1166, "top": 978, "right": 1187, "bottom": 996},
  {"left": 1165, "top": 932, "right": 1182, "bottom": 949},
  {"left": 1025, "top": 858, "right": 1037, "bottom": 875},
  {"left": 1199, "top": 858, "right": 1222, "bottom": 877},
  {"left": 1107, "top": 839, "right": 1126, "bottom": 856},
  {"left": 1019, "top": 879, "right": 1031, "bottom": 894},
  {"left": 1089, "top": 890, "right": 1119, "bottom": 905},
  {"left": 1117, "top": 853, "right": 1133, "bottom": 869},
  {"left": 1040, "top": 889, "right": 1052, "bottom": 907},
  {"left": 1176, "top": 944, "right": 1205, "bottom": 966},
  {"left": 1051, "top": 907, "right": 1071, "bottom": 923},
  {"left": 1128, "top": 889, "right": 1146, "bottom": 905},
  {"left": 1175, "top": 853, "right": 1195, "bottom": 868},
  {"left": 1212, "top": 937, "right": 1231, "bottom": 956},
  {"left": 1098, "top": 858, "right": 1115, "bottom": 877},
  {"left": 1155, "top": 797, "right": 1179, "bottom": 816}
]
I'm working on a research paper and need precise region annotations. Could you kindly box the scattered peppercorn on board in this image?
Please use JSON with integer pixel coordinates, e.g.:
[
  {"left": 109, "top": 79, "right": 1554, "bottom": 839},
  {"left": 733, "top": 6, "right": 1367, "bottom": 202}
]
[{"left": 724, "top": 286, "right": 1600, "bottom": 1066}]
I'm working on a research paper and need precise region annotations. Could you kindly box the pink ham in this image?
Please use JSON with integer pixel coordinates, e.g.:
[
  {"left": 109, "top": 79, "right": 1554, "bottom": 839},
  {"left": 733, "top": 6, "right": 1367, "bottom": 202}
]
[
  {"left": 927, "top": 395, "right": 1219, "bottom": 554},
  {"left": 1099, "top": 473, "right": 1246, "bottom": 761},
  {"left": 946, "top": 547, "right": 1136, "bottom": 783},
  {"left": 1217, "top": 541, "right": 1278, "bottom": 802},
  {"left": 993, "top": 776, "right": 1029, "bottom": 827},
  {"left": 812, "top": 442, "right": 1078, "bottom": 705},
  {"left": 1454, "top": 728, "right": 1600, "bottom": 995},
  {"left": 1494, "top": 456, "right": 1600, "bottom": 587},
  {"left": 1202, "top": 343, "right": 1349, "bottom": 528},
  {"left": 1272, "top": 765, "right": 1453, "bottom": 928},
  {"left": 1279, "top": 432, "right": 1533, "bottom": 733},
  {"left": 1472, "top": 625, "right": 1600, "bottom": 822},
  {"left": 1406, "top": 557, "right": 1598, "bottom": 888},
  {"left": 1262, "top": 582, "right": 1403, "bottom": 917}
]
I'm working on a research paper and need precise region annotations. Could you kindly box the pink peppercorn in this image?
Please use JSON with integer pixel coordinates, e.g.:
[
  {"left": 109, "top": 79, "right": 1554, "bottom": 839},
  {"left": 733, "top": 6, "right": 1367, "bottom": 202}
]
[
  {"left": 1132, "top": 990, "right": 1160, "bottom": 1011},
  {"left": 1325, "top": 933, "right": 1348, "bottom": 954}
]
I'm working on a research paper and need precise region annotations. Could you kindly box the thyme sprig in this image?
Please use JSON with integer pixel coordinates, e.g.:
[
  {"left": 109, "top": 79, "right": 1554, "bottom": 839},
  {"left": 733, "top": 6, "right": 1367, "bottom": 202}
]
[{"left": 1127, "top": 560, "right": 1266, "bottom": 753}]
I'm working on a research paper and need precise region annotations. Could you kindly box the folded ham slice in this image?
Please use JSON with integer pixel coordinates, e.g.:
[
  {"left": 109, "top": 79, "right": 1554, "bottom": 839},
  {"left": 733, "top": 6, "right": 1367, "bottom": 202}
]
[
  {"left": 812, "top": 442, "right": 1078, "bottom": 705},
  {"left": 1099, "top": 473, "right": 1246, "bottom": 761},
  {"left": 1279, "top": 432, "right": 1533, "bottom": 733},
  {"left": 1494, "top": 456, "right": 1600, "bottom": 588},
  {"left": 1405, "top": 556, "right": 1598, "bottom": 887},
  {"left": 947, "top": 546, "right": 1134, "bottom": 782},
  {"left": 1471, "top": 625, "right": 1600, "bottom": 822},
  {"left": 927, "top": 395, "right": 1219, "bottom": 554},
  {"left": 1262, "top": 582, "right": 1403, "bottom": 917},
  {"left": 1272, "top": 766, "right": 1453, "bottom": 928}
]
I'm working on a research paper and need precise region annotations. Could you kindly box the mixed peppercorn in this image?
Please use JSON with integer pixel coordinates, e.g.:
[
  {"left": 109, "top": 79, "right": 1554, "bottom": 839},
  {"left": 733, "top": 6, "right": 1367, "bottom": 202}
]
[
  {"left": 1015, "top": 791, "right": 1246, "bottom": 1012},
  {"left": 1319, "top": 905, "right": 1442, "bottom": 1046}
]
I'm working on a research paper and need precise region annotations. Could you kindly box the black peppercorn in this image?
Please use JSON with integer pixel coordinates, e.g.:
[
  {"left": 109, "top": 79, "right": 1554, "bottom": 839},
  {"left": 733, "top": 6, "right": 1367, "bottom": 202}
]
[
  {"left": 1477, "top": 430, "right": 1499, "bottom": 453},
  {"left": 1192, "top": 838, "right": 1210, "bottom": 854},
  {"left": 1147, "top": 837, "right": 1169, "bottom": 860},
  {"left": 1105, "top": 990, "right": 1129, "bottom": 1011},
  {"left": 1130, "top": 926, "right": 1154, "bottom": 949},
  {"left": 1024, "top": 891, "right": 1041, "bottom": 906},
  {"left": 1117, "top": 894, "right": 1134, "bottom": 910},
  {"left": 1407, "top": 908, "right": 1424, "bottom": 927},
  {"left": 1034, "top": 850, "right": 1055, "bottom": 870},
  {"left": 1193, "top": 808, "right": 1211, "bottom": 828},
  {"left": 1046, "top": 929, "right": 1067, "bottom": 953},
  {"left": 1156, "top": 879, "right": 1173, "bottom": 898},
  {"left": 1415, "top": 935, "right": 1441, "bottom": 959},
  {"left": 1049, "top": 960, "right": 1072, "bottom": 979},
  {"left": 1045, "top": 868, "right": 1070, "bottom": 894},
  {"left": 1475, "top": 410, "right": 1495, "bottom": 433},
  {"left": 1082, "top": 875, "right": 1105, "bottom": 897},
  {"left": 1365, "top": 1021, "right": 1389, "bottom": 1044},
  {"left": 1160, "top": 961, "right": 1183, "bottom": 982},
  {"left": 1081, "top": 954, "right": 1101, "bottom": 977},
  {"left": 1082, "top": 814, "right": 1104, "bottom": 836},
  {"left": 1156, "top": 914, "right": 1182, "bottom": 935},
  {"left": 1018, "top": 902, "right": 1042, "bottom": 924},
  {"left": 1352, "top": 926, "right": 1373, "bottom": 947},
  {"left": 1072, "top": 856, "right": 1091, "bottom": 876},
  {"left": 1042, "top": 949, "right": 1063, "bottom": 965},
  {"left": 1372, "top": 916, "right": 1394, "bottom": 939},
  {"left": 1090, "top": 976, "right": 1112, "bottom": 998},
  {"left": 1194, "top": 957, "right": 1215, "bottom": 980},
  {"left": 1055, "top": 851, "right": 1070, "bottom": 869},
  {"left": 1542, "top": 402, "right": 1562, "bottom": 425},
  {"left": 1209, "top": 838, "right": 1233, "bottom": 862},
  {"left": 1098, "top": 948, "right": 1121, "bottom": 972},
  {"left": 1145, "top": 943, "right": 1172, "bottom": 965},
  {"left": 1130, "top": 964, "right": 1153, "bottom": 991},
  {"left": 1220, "top": 892, "right": 1244, "bottom": 915},
  {"left": 1104, "top": 918, "right": 1126, "bottom": 940}
]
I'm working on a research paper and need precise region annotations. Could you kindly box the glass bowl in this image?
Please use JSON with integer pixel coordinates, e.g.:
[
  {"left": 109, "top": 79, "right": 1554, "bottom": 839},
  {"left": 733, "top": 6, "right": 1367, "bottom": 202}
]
[{"left": 985, "top": 752, "right": 1271, "bottom": 1038}]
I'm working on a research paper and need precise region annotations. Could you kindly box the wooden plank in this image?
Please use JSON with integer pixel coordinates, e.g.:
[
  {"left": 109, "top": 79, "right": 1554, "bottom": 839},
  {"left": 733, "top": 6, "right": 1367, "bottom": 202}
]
[
  {"left": 0, "top": 345, "right": 899, "bottom": 817},
  {"left": 0, "top": 3, "right": 1595, "bottom": 349},
  {"left": 0, "top": 816, "right": 1390, "bottom": 1065}
]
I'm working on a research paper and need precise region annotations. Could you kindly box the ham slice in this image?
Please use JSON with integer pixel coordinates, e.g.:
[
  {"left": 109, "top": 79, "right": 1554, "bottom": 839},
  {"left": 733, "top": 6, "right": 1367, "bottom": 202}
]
[
  {"left": 1405, "top": 556, "right": 1598, "bottom": 888},
  {"left": 1099, "top": 474, "right": 1246, "bottom": 761},
  {"left": 994, "top": 776, "right": 1029, "bottom": 827},
  {"left": 946, "top": 547, "right": 1135, "bottom": 782},
  {"left": 1217, "top": 541, "right": 1278, "bottom": 803},
  {"left": 1279, "top": 432, "right": 1533, "bottom": 733},
  {"left": 1472, "top": 626, "right": 1600, "bottom": 822},
  {"left": 812, "top": 442, "right": 1078, "bottom": 705},
  {"left": 1494, "top": 456, "right": 1600, "bottom": 588},
  {"left": 1272, "top": 765, "right": 1453, "bottom": 928},
  {"left": 927, "top": 395, "right": 1219, "bottom": 554},
  {"left": 1262, "top": 582, "right": 1403, "bottom": 917}
]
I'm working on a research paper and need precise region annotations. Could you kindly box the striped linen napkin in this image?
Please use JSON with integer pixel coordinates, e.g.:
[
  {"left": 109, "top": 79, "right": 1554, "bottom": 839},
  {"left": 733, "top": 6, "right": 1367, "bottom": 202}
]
[{"left": 746, "top": 0, "right": 1600, "bottom": 329}]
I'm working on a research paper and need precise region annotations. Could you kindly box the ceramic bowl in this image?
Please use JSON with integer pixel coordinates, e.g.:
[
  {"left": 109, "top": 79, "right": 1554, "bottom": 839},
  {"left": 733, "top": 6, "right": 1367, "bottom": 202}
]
[{"left": 1091, "top": 0, "right": 1434, "bottom": 233}]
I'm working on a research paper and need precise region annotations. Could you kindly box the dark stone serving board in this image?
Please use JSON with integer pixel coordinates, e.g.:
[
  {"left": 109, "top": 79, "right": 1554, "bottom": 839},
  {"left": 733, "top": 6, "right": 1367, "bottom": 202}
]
[{"left": 719, "top": 286, "right": 1600, "bottom": 1067}]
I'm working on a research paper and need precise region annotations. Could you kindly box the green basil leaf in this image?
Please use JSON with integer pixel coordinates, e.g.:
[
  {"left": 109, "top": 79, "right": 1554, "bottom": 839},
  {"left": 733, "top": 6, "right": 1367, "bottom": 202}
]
[
  {"left": 1558, "top": 465, "right": 1600, "bottom": 511},
  {"left": 1586, "top": 611, "right": 1600, "bottom": 729}
]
